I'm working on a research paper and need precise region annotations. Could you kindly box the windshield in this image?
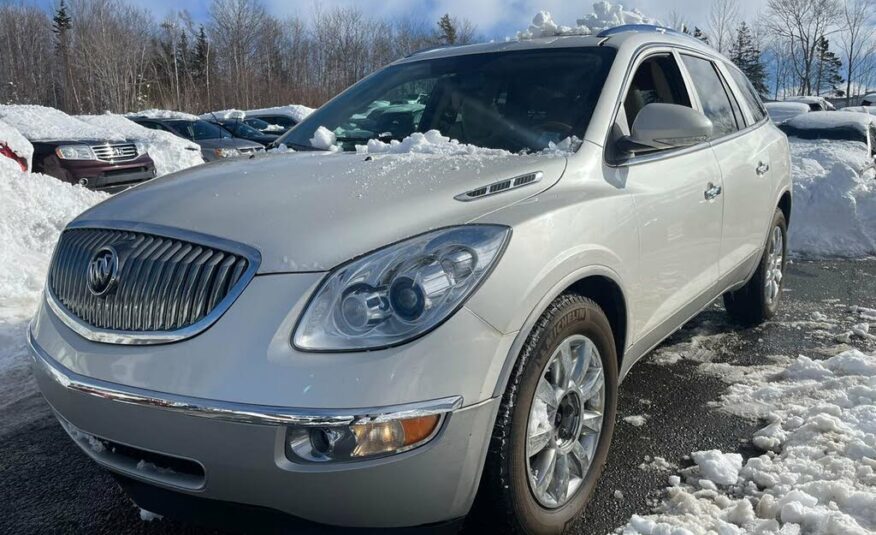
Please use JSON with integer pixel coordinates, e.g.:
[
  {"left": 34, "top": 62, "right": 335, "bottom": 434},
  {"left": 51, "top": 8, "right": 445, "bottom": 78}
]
[
  {"left": 168, "top": 120, "right": 232, "bottom": 141},
  {"left": 222, "top": 121, "right": 265, "bottom": 138},
  {"left": 279, "top": 47, "right": 616, "bottom": 152},
  {"left": 244, "top": 117, "right": 272, "bottom": 130}
]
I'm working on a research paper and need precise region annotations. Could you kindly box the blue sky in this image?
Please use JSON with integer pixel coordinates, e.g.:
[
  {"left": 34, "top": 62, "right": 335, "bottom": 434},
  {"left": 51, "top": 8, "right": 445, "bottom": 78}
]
[{"left": 31, "top": 0, "right": 766, "bottom": 39}]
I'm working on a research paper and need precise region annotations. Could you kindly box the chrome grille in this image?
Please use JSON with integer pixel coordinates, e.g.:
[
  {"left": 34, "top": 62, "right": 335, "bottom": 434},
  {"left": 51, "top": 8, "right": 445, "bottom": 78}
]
[
  {"left": 47, "top": 227, "right": 256, "bottom": 339},
  {"left": 91, "top": 143, "right": 138, "bottom": 162}
]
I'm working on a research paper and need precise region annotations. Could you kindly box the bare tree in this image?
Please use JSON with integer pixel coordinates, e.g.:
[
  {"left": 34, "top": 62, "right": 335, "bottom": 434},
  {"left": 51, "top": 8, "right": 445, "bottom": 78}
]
[
  {"left": 708, "top": 0, "right": 739, "bottom": 53},
  {"left": 838, "top": 0, "right": 876, "bottom": 104},
  {"left": 765, "top": 0, "right": 842, "bottom": 95}
]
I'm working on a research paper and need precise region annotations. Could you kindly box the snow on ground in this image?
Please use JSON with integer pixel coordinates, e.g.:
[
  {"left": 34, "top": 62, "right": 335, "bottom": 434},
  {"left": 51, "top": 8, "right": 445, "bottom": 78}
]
[
  {"left": 619, "top": 300, "right": 876, "bottom": 535},
  {"left": 246, "top": 104, "right": 314, "bottom": 123},
  {"left": 517, "top": 2, "right": 659, "bottom": 39},
  {"left": 0, "top": 159, "right": 106, "bottom": 407},
  {"left": 77, "top": 113, "right": 204, "bottom": 176},
  {"left": 0, "top": 119, "right": 33, "bottom": 168},
  {"left": 0, "top": 105, "right": 124, "bottom": 142},
  {"left": 787, "top": 139, "right": 876, "bottom": 258},
  {"left": 125, "top": 109, "right": 199, "bottom": 121}
]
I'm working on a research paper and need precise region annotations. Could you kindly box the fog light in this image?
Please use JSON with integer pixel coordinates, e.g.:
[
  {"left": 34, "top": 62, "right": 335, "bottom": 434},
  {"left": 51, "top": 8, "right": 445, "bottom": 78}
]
[{"left": 286, "top": 414, "right": 441, "bottom": 463}]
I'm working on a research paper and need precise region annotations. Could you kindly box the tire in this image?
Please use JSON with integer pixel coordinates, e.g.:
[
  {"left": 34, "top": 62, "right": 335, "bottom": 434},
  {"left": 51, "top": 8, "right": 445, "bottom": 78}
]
[
  {"left": 477, "top": 295, "right": 618, "bottom": 534},
  {"left": 723, "top": 208, "right": 788, "bottom": 325}
]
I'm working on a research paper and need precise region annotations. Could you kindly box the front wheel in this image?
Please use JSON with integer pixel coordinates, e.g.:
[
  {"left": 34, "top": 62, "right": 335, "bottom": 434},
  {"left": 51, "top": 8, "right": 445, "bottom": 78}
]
[
  {"left": 477, "top": 295, "right": 618, "bottom": 534},
  {"left": 724, "top": 208, "right": 788, "bottom": 324}
]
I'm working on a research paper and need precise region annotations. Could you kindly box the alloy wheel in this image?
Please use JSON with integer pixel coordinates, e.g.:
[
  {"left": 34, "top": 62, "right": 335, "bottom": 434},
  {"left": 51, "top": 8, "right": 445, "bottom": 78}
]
[{"left": 764, "top": 225, "right": 784, "bottom": 306}]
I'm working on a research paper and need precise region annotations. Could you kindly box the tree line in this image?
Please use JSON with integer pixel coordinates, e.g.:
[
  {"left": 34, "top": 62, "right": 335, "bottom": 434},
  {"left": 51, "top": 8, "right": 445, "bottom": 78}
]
[{"left": 0, "top": 0, "right": 476, "bottom": 114}]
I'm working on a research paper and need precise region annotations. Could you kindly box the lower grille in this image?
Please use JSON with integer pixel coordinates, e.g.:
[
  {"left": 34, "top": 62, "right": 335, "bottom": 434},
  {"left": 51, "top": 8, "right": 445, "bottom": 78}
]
[
  {"left": 91, "top": 143, "right": 138, "bottom": 162},
  {"left": 47, "top": 226, "right": 258, "bottom": 342}
]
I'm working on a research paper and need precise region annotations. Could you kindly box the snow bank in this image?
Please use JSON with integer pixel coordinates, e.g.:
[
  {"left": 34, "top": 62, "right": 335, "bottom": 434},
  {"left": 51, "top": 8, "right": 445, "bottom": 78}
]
[
  {"left": 0, "top": 119, "right": 33, "bottom": 168},
  {"left": 126, "top": 109, "right": 199, "bottom": 121},
  {"left": 77, "top": 113, "right": 204, "bottom": 176},
  {"left": 355, "top": 129, "right": 511, "bottom": 156},
  {"left": 764, "top": 102, "right": 809, "bottom": 124},
  {"left": 518, "top": 2, "right": 660, "bottom": 39},
  {"left": 0, "top": 104, "right": 124, "bottom": 142},
  {"left": 247, "top": 104, "right": 314, "bottom": 123},
  {"left": 787, "top": 139, "right": 876, "bottom": 257}
]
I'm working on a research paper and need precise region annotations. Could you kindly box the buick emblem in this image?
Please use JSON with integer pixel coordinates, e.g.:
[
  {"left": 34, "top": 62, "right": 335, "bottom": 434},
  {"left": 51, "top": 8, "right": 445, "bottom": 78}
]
[{"left": 87, "top": 246, "right": 119, "bottom": 296}]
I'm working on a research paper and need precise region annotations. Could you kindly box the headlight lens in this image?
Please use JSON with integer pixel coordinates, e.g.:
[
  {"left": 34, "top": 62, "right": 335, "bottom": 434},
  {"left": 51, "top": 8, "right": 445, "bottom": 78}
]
[
  {"left": 293, "top": 225, "right": 510, "bottom": 351},
  {"left": 214, "top": 147, "right": 240, "bottom": 158},
  {"left": 55, "top": 145, "right": 96, "bottom": 160}
]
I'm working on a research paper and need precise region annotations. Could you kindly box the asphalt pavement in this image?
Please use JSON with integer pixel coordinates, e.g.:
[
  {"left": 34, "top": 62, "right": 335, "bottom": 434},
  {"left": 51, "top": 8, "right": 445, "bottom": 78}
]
[{"left": 1, "top": 259, "right": 874, "bottom": 535}]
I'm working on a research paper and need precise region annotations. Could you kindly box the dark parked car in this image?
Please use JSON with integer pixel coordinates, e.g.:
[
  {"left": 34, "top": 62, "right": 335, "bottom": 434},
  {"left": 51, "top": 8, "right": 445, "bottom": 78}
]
[
  {"left": 202, "top": 115, "right": 279, "bottom": 146},
  {"left": 31, "top": 139, "right": 157, "bottom": 192},
  {"left": 130, "top": 117, "right": 264, "bottom": 162}
]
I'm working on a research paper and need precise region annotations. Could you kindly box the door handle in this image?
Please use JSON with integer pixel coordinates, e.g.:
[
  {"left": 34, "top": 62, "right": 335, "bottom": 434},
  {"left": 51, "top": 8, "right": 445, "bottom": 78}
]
[
  {"left": 756, "top": 161, "right": 770, "bottom": 176},
  {"left": 704, "top": 182, "right": 722, "bottom": 201}
]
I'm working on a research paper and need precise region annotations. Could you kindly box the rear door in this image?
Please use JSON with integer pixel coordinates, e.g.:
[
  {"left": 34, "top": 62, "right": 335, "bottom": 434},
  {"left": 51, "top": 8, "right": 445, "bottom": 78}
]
[
  {"left": 680, "top": 54, "right": 772, "bottom": 284},
  {"left": 607, "top": 50, "right": 725, "bottom": 340}
]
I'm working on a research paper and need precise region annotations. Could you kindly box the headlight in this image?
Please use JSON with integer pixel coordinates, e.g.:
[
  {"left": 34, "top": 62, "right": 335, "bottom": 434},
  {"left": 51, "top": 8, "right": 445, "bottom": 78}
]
[
  {"left": 293, "top": 225, "right": 510, "bottom": 351},
  {"left": 55, "top": 145, "right": 96, "bottom": 160},
  {"left": 214, "top": 147, "right": 240, "bottom": 158},
  {"left": 134, "top": 141, "right": 148, "bottom": 156}
]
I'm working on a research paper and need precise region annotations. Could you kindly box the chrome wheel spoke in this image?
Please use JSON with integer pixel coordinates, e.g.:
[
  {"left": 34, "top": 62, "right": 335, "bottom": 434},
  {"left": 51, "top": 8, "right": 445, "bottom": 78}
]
[
  {"left": 533, "top": 448, "right": 556, "bottom": 494},
  {"left": 551, "top": 453, "right": 571, "bottom": 504},
  {"left": 763, "top": 225, "right": 784, "bottom": 305},
  {"left": 579, "top": 409, "right": 603, "bottom": 434},
  {"left": 578, "top": 366, "right": 603, "bottom": 402},
  {"left": 528, "top": 427, "right": 553, "bottom": 456}
]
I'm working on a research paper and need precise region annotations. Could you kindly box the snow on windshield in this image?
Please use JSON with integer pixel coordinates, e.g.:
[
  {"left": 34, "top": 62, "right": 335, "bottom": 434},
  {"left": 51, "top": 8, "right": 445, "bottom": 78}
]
[
  {"left": 0, "top": 120, "right": 33, "bottom": 168},
  {"left": 0, "top": 105, "right": 124, "bottom": 142},
  {"left": 77, "top": 114, "right": 204, "bottom": 176},
  {"left": 517, "top": 1, "right": 660, "bottom": 39}
]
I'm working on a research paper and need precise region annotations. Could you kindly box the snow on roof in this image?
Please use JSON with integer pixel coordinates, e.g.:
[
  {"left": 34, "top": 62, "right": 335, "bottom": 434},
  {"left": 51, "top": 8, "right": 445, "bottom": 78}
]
[
  {"left": 0, "top": 119, "right": 33, "bottom": 166},
  {"left": 785, "top": 96, "right": 829, "bottom": 104},
  {"left": 784, "top": 110, "right": 875, "bottom": 135},
  {"left": 246, "top": 104, "right": 314, "bottom": 123},
  {"left": 126, "top": 109, "right": 200, "bottom": 121},
  {"left": 200, "top": 109, "right": 246, "bottom": 121},
  {"left": 518, "top": 1, "right": 660, "bottom": 39},
  {"left": 764, "top": 102, "right": 810, "bottom": 124},
  {"left": 840, "top": 105, "right": 876, "bottom": 116},
  {"left": 77, "top": 113, "right": 204, "bottom": 176},
  {"left": 0, "top": 105, "right": 125, "bottom": 142}
]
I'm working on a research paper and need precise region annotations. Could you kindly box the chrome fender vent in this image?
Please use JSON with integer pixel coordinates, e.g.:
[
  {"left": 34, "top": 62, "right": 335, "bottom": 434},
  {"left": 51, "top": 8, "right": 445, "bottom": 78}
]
[{"left": 454, "top": 172, "right": 543, "bottom": 202}]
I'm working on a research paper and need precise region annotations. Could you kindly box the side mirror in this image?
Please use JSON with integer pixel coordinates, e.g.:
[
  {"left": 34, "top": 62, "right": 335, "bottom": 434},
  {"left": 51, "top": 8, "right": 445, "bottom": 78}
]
[{"left": 618, "top": 103, "right": 713, "bottom": 155}]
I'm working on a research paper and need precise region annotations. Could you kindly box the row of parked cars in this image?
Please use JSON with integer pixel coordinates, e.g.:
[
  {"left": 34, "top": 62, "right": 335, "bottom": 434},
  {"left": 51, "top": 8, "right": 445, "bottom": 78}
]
[{"left": 0, "top": 104, "right": 312, "bottom": 192}]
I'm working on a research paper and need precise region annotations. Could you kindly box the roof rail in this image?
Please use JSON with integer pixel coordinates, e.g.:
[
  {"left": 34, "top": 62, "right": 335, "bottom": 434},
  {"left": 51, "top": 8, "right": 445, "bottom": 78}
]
[
  {"left": 405, "top": 45, "right": 449, "bottom": 58},
  {"left": 597, "top": 24, "right": 705, "bottom": 46}
]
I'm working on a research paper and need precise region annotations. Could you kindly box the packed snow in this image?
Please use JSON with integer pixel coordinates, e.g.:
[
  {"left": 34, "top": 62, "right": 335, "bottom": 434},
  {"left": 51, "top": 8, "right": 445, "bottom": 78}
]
[
  {"left": 517, "top": 2, "right": 660, "bottom": 39},
  {"left": 787, "top": 139, "right": 876, "bottom": 257},
  {"left": 841, "top": 106, "right": 876, "bottom": 116},
  {"left": 0, "top": 105, "right": 125, "bottom": 142},
  {"left": 355, "top": 129, "right": 511, "bottom": 156},
  {"left": 785, "top": 96, "right": 836, "bottom": 110},
  {"left": 77, "top": 113, "right": 204, "bottom": 176},
  {"left": 764, "top": 102, "right": 810, "bottom": 124},
  {"left": 125, "top": 109, "right": 199, "bottom": 121},
  {"left": 0, "top": 119, "right": 33, "bottom": 168},
  {"left": 200, "top": 109, "right": 246, "bottom": 121},
  {"left": 309, "top": 126, "right": 339, "bottom": 151},
  {"left": 246, "top": 104, "right": 314, "bottom": 123},
  {"left": 784, "top": 110, "right": 875, "bottom": 136}
]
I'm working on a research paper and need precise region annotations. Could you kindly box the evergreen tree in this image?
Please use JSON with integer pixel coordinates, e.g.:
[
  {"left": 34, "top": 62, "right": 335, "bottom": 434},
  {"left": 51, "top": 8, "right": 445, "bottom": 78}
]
[
  {"left": 693, "top": 27, "right": 710, "bottom": 46},
  {"left": 729, "top": 22, "right": 768, "bottom": 97},
  {"left": 192, "top": 25, "right": 210, "bottom": 80},
  {"left": 437, "top": 14, "right": 457, "bottom": 45},
  {"left": 52, "top": 0, "right": 73, "bottom": 111},
  {"left": 814, "top": 36, "right": 844, "bottom": 96}
]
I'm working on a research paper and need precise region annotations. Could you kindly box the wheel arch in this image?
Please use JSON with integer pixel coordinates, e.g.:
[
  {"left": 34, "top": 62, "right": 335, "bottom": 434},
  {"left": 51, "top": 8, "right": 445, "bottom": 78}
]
[{"left": 778, "top": 189, "right": 792, "bottom": 226}]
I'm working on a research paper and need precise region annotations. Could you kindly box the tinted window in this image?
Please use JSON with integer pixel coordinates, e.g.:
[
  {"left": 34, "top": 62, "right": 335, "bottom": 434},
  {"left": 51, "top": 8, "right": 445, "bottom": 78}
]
[
  {"left": 280, "top": 47, "right": 617, "bottom": 152},
  {"left": 167, "top": 120, "right": 232, "bottom": 140},
  {"left": 623, "top": 54, "right": 691, "bottom": 129},
  {"left": 726, "top": 65, "right": 767, "bottom": 123},
  {"left": 681, "top": 55, "right": 739, "bottom": 138}
]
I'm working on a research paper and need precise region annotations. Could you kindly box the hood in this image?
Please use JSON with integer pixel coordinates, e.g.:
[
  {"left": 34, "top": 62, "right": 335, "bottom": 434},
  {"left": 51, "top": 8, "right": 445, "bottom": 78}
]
[
  {"left": 76, "top": 151, "right": 567, "bottom": 272},
  {"left": 196, "top": 138, "right": 263, "bottom": 150}
]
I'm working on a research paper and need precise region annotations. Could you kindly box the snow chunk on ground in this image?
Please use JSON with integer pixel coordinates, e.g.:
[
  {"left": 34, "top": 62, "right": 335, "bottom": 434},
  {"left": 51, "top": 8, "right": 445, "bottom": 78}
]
[
  {"left": 0, "top": 119, "right": 33, "bottom": 168},
  {"left": 77, "top": 113, "right": 204, "bottom": 176},
  {"left": 247, "top": 104, "right": 314, "bottom": 123},
  {"left": 138, "top": 509, "right": 162, "bottom": 522},
  {"left": 0, "top": 104, "right": 124, "bottom": 142},
  {"left": 518, "top": 2, "right": 660, "bottom": 40},
  {"left": 787, "top": 139, "right": 876, "bottom": 257},
  {"left": 691, "top": 450, "right": 742, "bottom": 486},
  {"left": 624, "top": 414, "right": 648, "bottom": 426},
  {"left": 356, "top": 130, "right": 510, "bottom": 156},
  {"left": 126, "top": 108, "right": 199, "bottom": 121}
]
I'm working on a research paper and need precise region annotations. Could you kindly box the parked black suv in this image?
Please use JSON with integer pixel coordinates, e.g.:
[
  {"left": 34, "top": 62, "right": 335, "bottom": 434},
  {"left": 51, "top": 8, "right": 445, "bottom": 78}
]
[
  {"left": 201, "top": 114, "right": 279, "bottom": 146},
  {"left": 130, "top": 116, "right": 264, "bottom": 161}
]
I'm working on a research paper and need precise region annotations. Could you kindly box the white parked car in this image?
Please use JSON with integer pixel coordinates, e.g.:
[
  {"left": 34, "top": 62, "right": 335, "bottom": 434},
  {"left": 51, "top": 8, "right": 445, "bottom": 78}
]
[
  {"left": 765, "top": 101, "right": 810, "bottom": 124},
  {"left": 30, "top": 25, "right": 791, "bottom": 533},
  {"left": 785, "top": 95, "right": 836, "bottom": 112}
]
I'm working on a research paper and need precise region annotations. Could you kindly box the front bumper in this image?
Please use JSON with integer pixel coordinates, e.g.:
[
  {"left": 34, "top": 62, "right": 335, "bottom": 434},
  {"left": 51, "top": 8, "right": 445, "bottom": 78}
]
[{"left": 30, "top": 331, "right": 499, "bottom": 527}]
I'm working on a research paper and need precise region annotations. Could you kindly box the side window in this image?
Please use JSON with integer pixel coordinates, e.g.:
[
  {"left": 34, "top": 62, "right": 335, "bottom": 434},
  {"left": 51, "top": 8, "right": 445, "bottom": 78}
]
[
  {"left": 726, "top": 65, "right": 767, "bottom": 123},
  {"left": 680, "top": 55, "right": 740, "bottom": 139},
  {"left": 623, "top": 54, "right": 692, "bottom": 130}
]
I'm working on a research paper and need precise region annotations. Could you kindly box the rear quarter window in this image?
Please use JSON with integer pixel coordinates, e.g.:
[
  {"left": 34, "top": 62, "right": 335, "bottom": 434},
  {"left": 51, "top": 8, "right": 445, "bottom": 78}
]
[{"left": 726, "top": 65, "right": 767, "bottom": 124}]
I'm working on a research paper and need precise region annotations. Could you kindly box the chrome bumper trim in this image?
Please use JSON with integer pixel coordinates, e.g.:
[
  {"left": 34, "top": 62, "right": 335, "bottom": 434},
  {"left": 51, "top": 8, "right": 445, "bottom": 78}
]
[{"left": 28, "top": 328, "right": 462, "bottom": 427}]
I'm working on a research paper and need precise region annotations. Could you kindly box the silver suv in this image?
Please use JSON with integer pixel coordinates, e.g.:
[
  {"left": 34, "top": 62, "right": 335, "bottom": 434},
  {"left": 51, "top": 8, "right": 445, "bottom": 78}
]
[{"left": 30, "top": 25, "right": 791, "bottom": 533}]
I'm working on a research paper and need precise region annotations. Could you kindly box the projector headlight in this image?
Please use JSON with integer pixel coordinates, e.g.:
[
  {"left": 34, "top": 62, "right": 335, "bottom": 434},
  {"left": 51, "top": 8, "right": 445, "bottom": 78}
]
[{"left": 293, "top": 225, "right": 510, "bottom": 351}]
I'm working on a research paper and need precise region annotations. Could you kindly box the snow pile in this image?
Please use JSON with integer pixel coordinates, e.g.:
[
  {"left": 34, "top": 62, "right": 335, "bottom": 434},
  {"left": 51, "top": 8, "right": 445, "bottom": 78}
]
[
  {"left": 78, "top": 113, "right": 204, "bottom": 176},
  {"left": 785, "top": 110, "right": 874, "bottom": 136},
  {"left": 0, "top": 105, "right": 124, "bottom": 142},
  {"left": 247, "top": 104, "right": 314, "bottom": 123},
  {"left": 620, "top": 347, "right": 876, "bottom": 535},
  {"left": 841, "top": 106, "right": 876, "bottom": 116},
  {"left": 518, "top": 2, "right": 660, "bottom": 39},
  {"left": 200, "top": 109, "right": 245, "bottom": 121},
  {"left": 764, "top": 102, "right": 809, "bottom": 124},
  {"left": 355, "top": 129, "right": 511, "bottom": 156},
  {"left": 125, "top": 109, "right": 199, "bottom": 121},
  {"left": 0, "top": 119, "right": 33, "bottom": 168},
  {"left": 787, "top": 139, "right": 876, "bottom": 257}
]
